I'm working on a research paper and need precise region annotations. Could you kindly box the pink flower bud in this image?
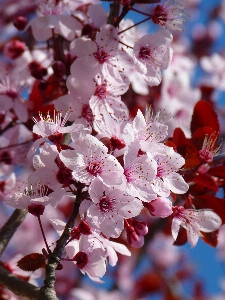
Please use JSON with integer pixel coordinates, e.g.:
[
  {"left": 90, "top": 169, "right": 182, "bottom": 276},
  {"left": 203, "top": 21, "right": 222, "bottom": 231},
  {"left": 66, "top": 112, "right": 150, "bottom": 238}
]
[{"left": 4, "top": 40, "right": 26, "bottom": 59}]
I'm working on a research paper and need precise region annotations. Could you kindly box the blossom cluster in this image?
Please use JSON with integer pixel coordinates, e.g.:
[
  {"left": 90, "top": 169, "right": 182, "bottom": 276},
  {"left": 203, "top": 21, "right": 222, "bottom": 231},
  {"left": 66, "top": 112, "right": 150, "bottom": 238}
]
[{"left": 0, "top": 0, "right": 224, "bottom": 296}]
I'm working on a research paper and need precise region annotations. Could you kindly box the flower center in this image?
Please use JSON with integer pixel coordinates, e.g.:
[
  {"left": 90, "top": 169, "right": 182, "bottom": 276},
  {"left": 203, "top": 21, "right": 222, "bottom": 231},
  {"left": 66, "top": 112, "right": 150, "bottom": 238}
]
[
  {"left": 81, "top": 104, "right": 94, "bottom": 123},
  {"left": 93, "top": 50, "right": 109, "bottom": 64},
  {"left": 199, "top": 149, "right": 213, "bottom": 163},
  {"left": 152, "top": 5, "right": 167, "bottom": 26},
  {"left": 99, "top": 195, "right": 114, "bottom": 212},
  {"left": 86, "top": 161, "right": 102, "bottom": 176},
  {"left": 124, "top": 167, "right": 134, "bottom": 183},
  {"left": 139, "top": 47, "right": 151, "bottom": 61},
  {"left": 156, "top": 165, "right": 165, "bottom": 178},
  {"left": 94, "top": 85, "right": 107, "bottom": 99}
]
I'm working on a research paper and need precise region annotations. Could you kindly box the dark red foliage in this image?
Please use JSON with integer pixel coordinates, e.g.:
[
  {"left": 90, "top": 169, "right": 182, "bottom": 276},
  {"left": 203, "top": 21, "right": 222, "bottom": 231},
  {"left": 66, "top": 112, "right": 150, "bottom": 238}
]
[
  {"left": 201, "top": 230, "right": 219, "bottom": 247},
  {"left": 17, "top": 253, "right": 46, "bottom": 271},
  {"left": 192, "top": 173, "right": 218, "bottom": 192},
  {"left": 190, "top": 100, "right": 219, "bottom": 135},
  {"left": 172, "top": 128, "right": 188, "bottom": 157},
  {"left": 134, "top": 272, "right": 162, "bottom": 297}
]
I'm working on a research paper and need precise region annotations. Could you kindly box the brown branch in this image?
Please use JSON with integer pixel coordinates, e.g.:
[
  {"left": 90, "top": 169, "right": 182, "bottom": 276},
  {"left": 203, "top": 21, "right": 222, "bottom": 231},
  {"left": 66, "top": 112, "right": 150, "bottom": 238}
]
[
  {"left": 113, "top": 3, "right": 135, "bottom": 28},
  {"left": 0, "top": 209, "right": 27, "bottom": 257},
  {"left": 42, "top": 187, "right": 83, "bottom": 292},
  {"left": 0, "top": 265, "right": 54, "bottom": 300}
]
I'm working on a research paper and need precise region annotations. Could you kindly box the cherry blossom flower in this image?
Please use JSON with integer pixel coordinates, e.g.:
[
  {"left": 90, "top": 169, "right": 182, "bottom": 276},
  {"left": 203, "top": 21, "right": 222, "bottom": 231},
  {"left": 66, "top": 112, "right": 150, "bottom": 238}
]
[
  {"left": 27, "top": 111, "right": 83, "bottom": 157},
  {"left": 5, "top": 181, "right": 57, "bottom": 210},
  {"left": 87, "top": 178, "right": 143, "bottom": 238},
  {"left": 144, "top": 196, "right": 173, "bottom": 217},
  {"left": 0, "top": 172, "right": 16, "bottom": 199},
  {"left": 0, "top": 76, "right": 28, "bottom": 122},
  {"left": 26, "top": 0, "right": 82, "bottom": 42},
  {"left": 132, "top": 108, "right": 169, "bottom": 150},
  {"left": 152, "top": 0, "right": 186, "bottom": 31},
  {"left": 133, "top": 29, "right": 173, "bottom": 86},
  {"left": 70, "top": 24, "right": 133, "bottom": 84},
  {"left": 54, "top": 94, "right": 95, "bottom": 127},
  {"left": 200, "top": 53, "right": 225, "bottom": 90},
  {"left": 29, "top": 144, "right": 71, "bottom": 201},
  {"left": 198, "top": 132, "right": 222, "bottom": 163},
  {"left": 89, "top": 73, "right": 129, "bottom": 120},
  {"left": 59, "top": 134, "right": 124, "bottom": 186},
  {"left": 158, "top": 66, "right": 201, "bottom": 137},
  {"left": 172, "top": 206, "right": 222, "bottom": 247},
  {"left": 123, "top": 141, "right": 157, "bottom": 202},
  {"left": 151, "top": 144, "right": 189, "bottom": 197},
  {"left": 93, "top": 111, "right": 133, "bottom": 157},
  {"left": 66, "top": 234, "right": 107, "bottom": 283},
  {"left": 0, "top": 124, "right": 32, "bottom": 176}
]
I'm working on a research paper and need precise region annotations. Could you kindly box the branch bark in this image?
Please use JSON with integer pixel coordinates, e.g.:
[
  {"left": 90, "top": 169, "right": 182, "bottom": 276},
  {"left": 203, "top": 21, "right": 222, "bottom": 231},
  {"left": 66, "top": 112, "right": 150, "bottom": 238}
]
[
  {"left": 42, "top": 188, "right": 83, "bottom": 294},
  {"left": 0, "top": 265, "right": 53, "bottom": 300},
  {"left": 0, "top": 209, "right": 27, "bottom": 257}
]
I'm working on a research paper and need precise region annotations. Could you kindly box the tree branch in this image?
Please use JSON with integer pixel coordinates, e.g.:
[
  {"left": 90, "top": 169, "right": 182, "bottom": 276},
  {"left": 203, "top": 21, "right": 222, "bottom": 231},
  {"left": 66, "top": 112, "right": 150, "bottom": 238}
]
[
  {"left": 0, "top": 209, "right": 27, "bottom": 257},
  {"left": 42, "top": 187, "right": 83, "bottom": 293},
  {"left": 0, "top": 265, "right": 53, "bottom": 300}
]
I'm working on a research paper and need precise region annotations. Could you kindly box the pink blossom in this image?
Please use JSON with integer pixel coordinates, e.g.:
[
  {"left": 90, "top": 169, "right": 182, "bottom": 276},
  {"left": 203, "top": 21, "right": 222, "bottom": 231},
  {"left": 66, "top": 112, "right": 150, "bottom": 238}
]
[
  {"left": 70, "top": 24, "right": 133, "bottom": 84},
  {"left": 152, "top": 0, "right": 186, "bottom": 31},
  {"left": 200, "top": 53, "right": 225, "bottom": 90},
  {"left": 87, "top": 178, "right": 143, "bottom": 238},
  {"left": 59, "top": 134, "right": 124, "bottom": 186},
  {"left": 26, "top": 0, "right": 82, "bottom": 42},
  {"left": 145, "top": 196, "right": 173, "bottom": 217},
  {"left": 66, "top": 234, "right": 107, "bottom": 283},
  {"left": 27, "top": 112, "right": 83, "bottom": 157},
  {"left": 133, "top": 29, "right": 173, "bottom": 86},
  {"left": 5, "top": 181, "right": 56, "bottom": 209},
  {"left": 132, "top": 108, "right": 169, "bottom": 150},
  {"left": 0, "top": 124, "right": 32, "bottom": 176},
  {"left": 93, "top": 111, "right": 133, "bottom": 157},
  {"left": 123, "top": 141, "right": 157, "bottom": 202},
  {"left": 172, "top": 206, "right": 222, "bottom": 247},
  {"left": 0, "top": 76, "right": 28, "bottom": 122},
  {"left": 198, "top": 132, "right": 221, "bottom": 163},
  {"left": 54, "top": 94, "right": 94, "bottom": 127},
  {"left": 29, "top": 144, "right": 71, "bottom": 202},
  {"left": 151, "top": 144, "right": 189, "bottom": 197}
]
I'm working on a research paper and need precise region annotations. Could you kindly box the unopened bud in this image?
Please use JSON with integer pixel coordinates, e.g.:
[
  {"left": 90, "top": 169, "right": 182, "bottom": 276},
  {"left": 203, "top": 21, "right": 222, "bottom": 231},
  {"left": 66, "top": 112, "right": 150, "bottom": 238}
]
[
  {"left": 13, "top": 16, "right": 27, "bottom": 30},
  {"left": 4, "top": 40, "right": 26, "bottom": 59}
]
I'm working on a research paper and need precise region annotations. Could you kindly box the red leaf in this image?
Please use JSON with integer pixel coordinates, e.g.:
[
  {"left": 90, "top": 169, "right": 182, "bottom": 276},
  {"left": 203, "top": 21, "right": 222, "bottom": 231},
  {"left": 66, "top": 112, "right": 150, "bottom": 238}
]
[
  {"left": 172, "top": 127, "right": 187, "bottom": 157},
  {"left": 173, "top": 227, "right": 187, "bottom": 246},
  {"left": 191, "top": 126, "right": 217, "bottom": 150},
  {"left": 192, "top": 173, "right": 218, "bottom": 192},
  {"left": 208, "top": 165, "right": 225, "bottom": 179},
  {"left": 201, "top": 230, "right": 219, "bottom": 247},
  {"left": 191, "top": 100, "right": 219, "bottom": 135},
  {"left": 135, "top": 273, "right": 162, "bottom": 297},
  {"left": 183, "top": 140, "right": 200, "bottom": 169},
  {"left": 165, "top": 140, "right": 176, "bottom": 151},
  {"left": 17, "top": 253, "right": 46, "bottom": 272}
]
